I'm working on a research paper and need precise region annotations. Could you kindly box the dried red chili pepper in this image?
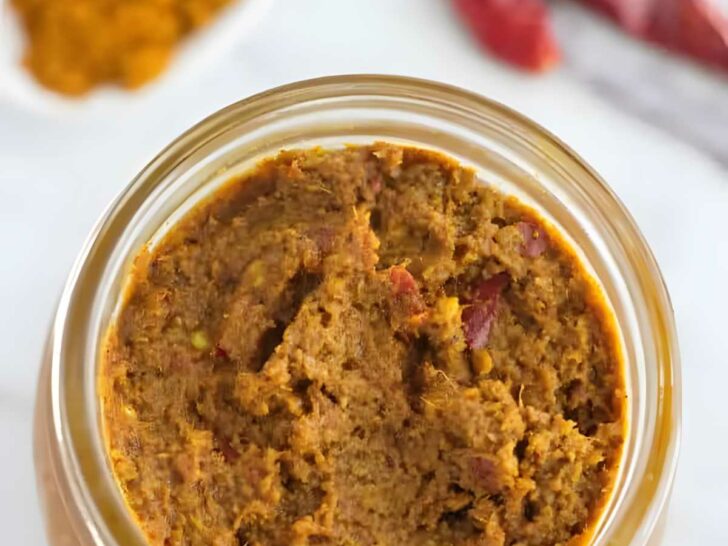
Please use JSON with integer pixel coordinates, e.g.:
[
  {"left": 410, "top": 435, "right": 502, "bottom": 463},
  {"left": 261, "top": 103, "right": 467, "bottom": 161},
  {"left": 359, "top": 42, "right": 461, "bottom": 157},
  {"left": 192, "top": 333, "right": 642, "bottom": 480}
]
[
  {"left": 390, "top": 266, "right": 418, "bottom": 296},
  {"left": 389, "top": 265, "right": 426, "bottom": 320},
  {"left": 370, "top": 173, "right": 383, "bottom": 195},
  {"left": 516, "top": 221, "right": 548, "bottom": 258},
  {"left": 580, "top": 0, "right": 657, "bottom": 33},
  {"left": 581, "top": 0, "right": 728, "bottom": 73},
  {"left": 213, "top": 344, "right": 229, "bottom": 360},
  {"left": 647, "top": 0, "right": 728, "bottom": 72},
  {"left": 462, "top": 300, "right": 499, "bottom": 349},
  {"left": 470, "top": 271, "right": 510, "bottom": 303},
  {"left": 452, "top": 0, "right": 561, "bottom": 72},
  {"left": 469, "top": 455, "right": 504, "bottom": 493},
  {"left": 462, "top": 271, "right": 510, "bottom": 348}
]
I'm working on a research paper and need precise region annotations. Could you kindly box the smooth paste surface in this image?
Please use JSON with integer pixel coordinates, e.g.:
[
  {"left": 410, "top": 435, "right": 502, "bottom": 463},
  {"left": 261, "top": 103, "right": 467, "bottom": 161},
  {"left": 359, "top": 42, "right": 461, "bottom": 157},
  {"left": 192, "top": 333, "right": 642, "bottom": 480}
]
[{"left": 102, "top": 144, "right": 625, "bottom": 546}]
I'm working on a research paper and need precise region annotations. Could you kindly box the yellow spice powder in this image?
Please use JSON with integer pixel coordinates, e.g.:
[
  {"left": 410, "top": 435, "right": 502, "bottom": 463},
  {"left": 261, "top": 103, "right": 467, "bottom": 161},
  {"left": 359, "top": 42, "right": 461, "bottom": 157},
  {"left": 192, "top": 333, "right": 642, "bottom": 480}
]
[{"left": 11, "top": 0, "right": 234, "bottom": 96}]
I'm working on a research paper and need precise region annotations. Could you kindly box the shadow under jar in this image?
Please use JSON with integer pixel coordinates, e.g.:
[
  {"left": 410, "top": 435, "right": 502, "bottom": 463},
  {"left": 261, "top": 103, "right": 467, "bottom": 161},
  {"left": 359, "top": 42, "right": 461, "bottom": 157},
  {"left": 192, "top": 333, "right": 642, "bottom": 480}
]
[{"left": 34, "top": 75, "right": 680, "bottom": 546}]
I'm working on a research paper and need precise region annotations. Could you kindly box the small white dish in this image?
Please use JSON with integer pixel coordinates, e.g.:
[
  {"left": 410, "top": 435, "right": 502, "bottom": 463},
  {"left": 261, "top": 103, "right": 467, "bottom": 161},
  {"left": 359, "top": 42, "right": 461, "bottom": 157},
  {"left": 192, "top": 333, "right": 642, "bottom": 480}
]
[{"left": 0, "top": 0, "right": 273, "bottom": 118}]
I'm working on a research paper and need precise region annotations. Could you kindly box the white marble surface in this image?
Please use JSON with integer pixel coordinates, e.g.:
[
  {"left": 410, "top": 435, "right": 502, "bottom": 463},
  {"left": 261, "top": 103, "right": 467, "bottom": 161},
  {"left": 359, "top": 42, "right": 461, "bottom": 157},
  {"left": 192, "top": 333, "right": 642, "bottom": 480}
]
[{"left": 1, "top": 1, "right": 728, "bottom": 544}]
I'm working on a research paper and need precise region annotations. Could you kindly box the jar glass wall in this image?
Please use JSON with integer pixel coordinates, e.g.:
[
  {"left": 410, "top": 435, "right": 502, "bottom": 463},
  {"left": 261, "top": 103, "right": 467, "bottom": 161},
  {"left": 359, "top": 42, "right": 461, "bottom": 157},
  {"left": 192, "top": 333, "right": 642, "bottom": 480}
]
[{"left": 34, "top": 75, "right": 680, "bottom": 546}]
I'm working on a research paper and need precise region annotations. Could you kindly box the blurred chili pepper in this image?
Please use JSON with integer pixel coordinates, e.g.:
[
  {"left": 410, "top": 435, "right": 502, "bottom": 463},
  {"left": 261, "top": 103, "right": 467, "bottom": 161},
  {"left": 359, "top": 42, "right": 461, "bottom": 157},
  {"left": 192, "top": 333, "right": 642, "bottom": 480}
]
[
  {"left": 648, "top": 0, "right": 728, "bottom": 72},
  {"left": 452, "top": 0, "right": 561, "bottom": 72},
  {"left": 579, "top": 0, "right": 658, "bottom": 33},
  {"left": 453, "top": 0, "right": 728, "bottom": 75},
  {"left": 583, "top": 0, "right": 728, "bottom": 73}
]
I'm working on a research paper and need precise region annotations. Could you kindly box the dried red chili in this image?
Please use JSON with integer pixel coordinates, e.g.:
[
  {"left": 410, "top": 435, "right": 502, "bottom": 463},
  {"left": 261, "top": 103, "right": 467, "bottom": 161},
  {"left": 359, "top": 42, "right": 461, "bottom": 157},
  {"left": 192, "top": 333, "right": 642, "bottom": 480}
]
[
  {"left": 461, "top": 271, "right": 510, "bottom": 349},
  {"left": 580, "top": 0, "right": 657, "bottom": 33},
  {"left": 517, "top": 221, "right": 548, "bottom": 258},
  {"left": 469, "top": 271, "right": 510, "bottom": 303},
  {"left": 647, "top": 0, "right": 728, "bottom": 72},
  {"left": 453, "top": 0, "right": 728, "bottom": 75},
  {"left": 390, "top": 266, "right": 418, "bottom": 296},
  {"left": 581, "top": 0, "right": 728, "bottom": 73},
  {"left": 462, "top": 301, "right": 499, "bottom": 349},
  {"left": 452, "top": 0, "right": 561, "bottom": 72}
]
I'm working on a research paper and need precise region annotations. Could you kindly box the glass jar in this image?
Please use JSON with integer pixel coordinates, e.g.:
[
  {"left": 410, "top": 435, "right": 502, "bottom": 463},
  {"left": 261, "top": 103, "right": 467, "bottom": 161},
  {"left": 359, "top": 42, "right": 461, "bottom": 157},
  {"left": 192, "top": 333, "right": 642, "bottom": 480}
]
[{"left": 34, "top": 75, "right": 680, "bottom": 546}]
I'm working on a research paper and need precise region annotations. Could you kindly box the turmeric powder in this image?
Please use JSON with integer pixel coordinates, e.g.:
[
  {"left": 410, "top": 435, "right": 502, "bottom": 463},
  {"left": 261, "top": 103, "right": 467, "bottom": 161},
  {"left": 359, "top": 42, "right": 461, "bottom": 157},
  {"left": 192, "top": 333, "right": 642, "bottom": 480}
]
[{"left": 11, "top": 0, "right": 234, "bottom": 96}]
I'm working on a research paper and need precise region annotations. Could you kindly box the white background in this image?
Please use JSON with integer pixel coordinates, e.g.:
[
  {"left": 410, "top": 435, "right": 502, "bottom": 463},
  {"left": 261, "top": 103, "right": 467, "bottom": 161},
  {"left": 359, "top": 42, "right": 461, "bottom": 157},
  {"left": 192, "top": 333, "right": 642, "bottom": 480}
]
[{"left": 1, "top": 1, "right": 728, "bottom": 544}]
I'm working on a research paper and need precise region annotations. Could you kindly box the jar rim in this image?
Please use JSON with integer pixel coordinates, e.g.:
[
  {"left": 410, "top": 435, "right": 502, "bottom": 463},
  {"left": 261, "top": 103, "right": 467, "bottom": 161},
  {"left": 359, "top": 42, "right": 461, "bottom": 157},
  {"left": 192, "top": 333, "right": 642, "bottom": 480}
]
[{"left": 49, "top": 74, "right": 681, "bottom": 546}]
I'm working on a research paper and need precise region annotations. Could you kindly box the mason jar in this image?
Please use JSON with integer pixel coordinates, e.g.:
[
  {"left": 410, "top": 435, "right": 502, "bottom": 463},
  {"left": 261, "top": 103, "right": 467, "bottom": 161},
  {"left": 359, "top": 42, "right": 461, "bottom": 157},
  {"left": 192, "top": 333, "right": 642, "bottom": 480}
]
[{"left": 34, "top": 75, "right": 681, "bottom": 546}]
